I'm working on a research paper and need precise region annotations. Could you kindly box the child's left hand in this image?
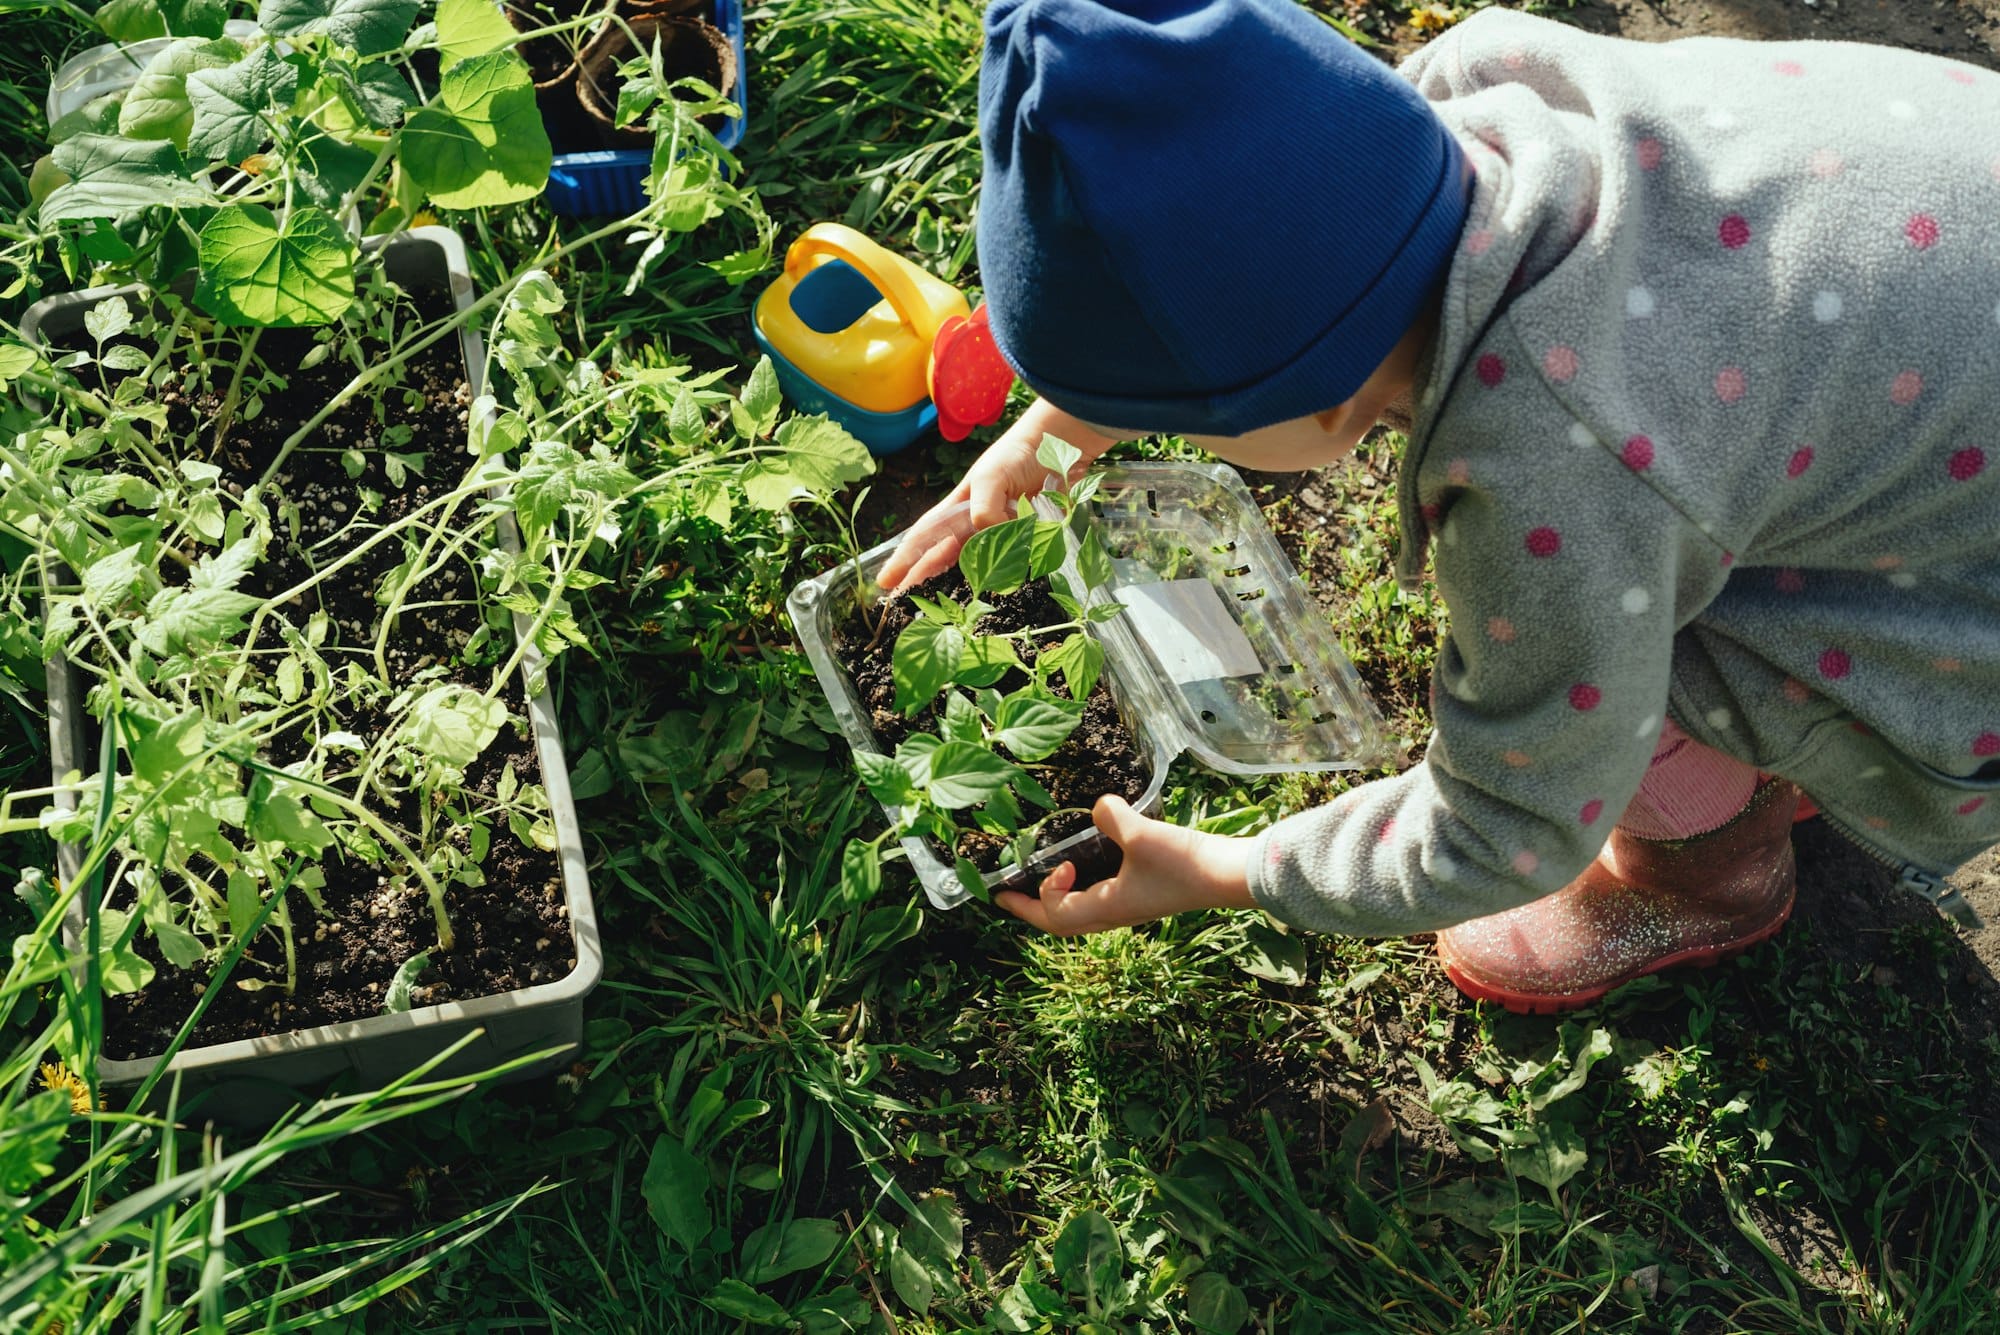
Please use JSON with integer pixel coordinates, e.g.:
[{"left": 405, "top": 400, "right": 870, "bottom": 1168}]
[{"left": 994, "top": 795, "right": 1257, "bottom": 935}]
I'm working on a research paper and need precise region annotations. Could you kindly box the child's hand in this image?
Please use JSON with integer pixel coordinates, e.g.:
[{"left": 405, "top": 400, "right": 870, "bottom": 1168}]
[
  {"left": 877, "top": 399, "right": 1117, "bottom": 591},
  {"left": 994, "top": 795, "right": 1256, "bottom": 935}
]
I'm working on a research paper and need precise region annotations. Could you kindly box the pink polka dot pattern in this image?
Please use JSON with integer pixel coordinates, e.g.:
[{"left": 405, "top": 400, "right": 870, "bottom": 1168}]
[
  {"left": 1267, "top": 842, "right": 1284, "bottom": 867},
  {"left": 1818, "top": 648, "right": 1852, "bottom": 680},
  {"left": 1782, "top": 678, "right": 1812, "bottom": 703},
  {"left": 1906, "top": 213, "right": 1942, "bottom": 249},
  {"left": 1477, "top": 354, "right": 1507, "bottom": 387},
  {"left": 1949, "top": 68, "right": 1978, "bottom": 86},
  {"left": 1891, "top": 371, "right": 1924, "bottom": 405},
  {"left": 1569, "top": 683, "right": 1603, "bottom": 712},
  {"left": 1866, "top": 815, "right": 1891, "bottom": 831},
  {"left": 1466, "top": 229, "right": 1494, "bottom": 256},
  {"left": 1525, "top": 527, "right": 1562, "bottom": 557},
  {"left": 1621, "top": 435, "right": 1655, "bottom": 470},
  {"left": 1787, "top": 446, "right": 1815, "bottom": 478},
  {"left": 1776, "top": 568, "right": 1805, "bottom": 594},
  {"left": 1975, "top": 732, "right": 2000, "bottom": 757},
  {"left": 1544, "top": 345, "right": 1580, "bottom": 382},
  {"left": 1447, "top": 458, "right": 1471, "bottom": 486},
  {"left": 1376, "top": 817, "right": 1398, "bottom": 844},
  {"left": 1961, "top": 797, "right": 1989, "bottom": 816},
  {"left": 1808, "top": 148, "right": 1844, "bottom": 179},
  {"left": 1512, "top": 850, "right": 1540, "bottom": 876},
  {"left": 1503, "top": 749, "right": 1533, "bottom": 769},
  {"left": 1420, "top": 501, "right": 1442, "bottom": 525},
  {"left": 1949, "top": 446, "right": 1987, "bottom": 481},
  {"left": 1718, "top": 214, "right": 1752, "bottom": 249},
  {"left": 1720, "top": 551, "right": 1736, "bottom": 569},
  {"left": 1715, "top": 367, "right": 1748, "bottom": 404},
  {"left": 1851, "top": 720, "right": 1873, "bottom": 737},
  {"left": 1636, "top": 137, "right": 1663, "bottom": 171},
  {"left": 1773, "top": 59, "right": 1805, "bottom": 77},
  {"left": 1487, "top": 616, "right": 1517, "bottom": 643},
  {"left": 1580, "top": 799, "right": 1605, "bottom": 824}
]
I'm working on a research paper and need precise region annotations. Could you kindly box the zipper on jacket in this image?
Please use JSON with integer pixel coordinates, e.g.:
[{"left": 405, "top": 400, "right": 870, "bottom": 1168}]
[{"left": 1814, "top": 807, "right": 1985, "bottom": 930}]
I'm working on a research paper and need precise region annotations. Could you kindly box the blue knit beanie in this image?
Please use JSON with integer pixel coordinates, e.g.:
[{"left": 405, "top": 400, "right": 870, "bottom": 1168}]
[{"left": 977, "top": 0, "right": 1470, "bottom": 437}]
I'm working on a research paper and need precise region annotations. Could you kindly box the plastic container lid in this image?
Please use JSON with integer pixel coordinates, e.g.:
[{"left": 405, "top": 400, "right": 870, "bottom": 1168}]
[{"left": 1058, "top": 461, "right": 1388, "bottom": 775}]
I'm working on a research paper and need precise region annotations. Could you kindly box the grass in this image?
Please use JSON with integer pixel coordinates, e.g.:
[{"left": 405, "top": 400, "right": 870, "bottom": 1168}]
[{"left": 4, "top": 0, "right": 2000, "bottom": 1330}]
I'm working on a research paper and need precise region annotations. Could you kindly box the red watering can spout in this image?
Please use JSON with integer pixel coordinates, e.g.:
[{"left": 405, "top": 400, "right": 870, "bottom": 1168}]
[{"left": 929, "top": 304, "right": 1015, "bottom": 443}]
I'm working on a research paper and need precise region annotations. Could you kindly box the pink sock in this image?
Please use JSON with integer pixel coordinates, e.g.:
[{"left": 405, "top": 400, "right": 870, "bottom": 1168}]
[{"left": 1616, "top": 719, "right": 1760, "bottom": 840}]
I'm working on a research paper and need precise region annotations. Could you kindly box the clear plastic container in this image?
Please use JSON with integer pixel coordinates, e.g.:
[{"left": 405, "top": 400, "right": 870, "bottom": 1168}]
[
  {"left": 787, "top": 460, "right": 1390, "bottom": 910},
  {"left": 46, "top": 21, "right": 263, "bottom": 127}
]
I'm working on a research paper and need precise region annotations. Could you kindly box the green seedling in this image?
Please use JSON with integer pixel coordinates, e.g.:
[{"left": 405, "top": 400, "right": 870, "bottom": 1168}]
[{"left": 842, "top": 434, "right": 1125, "bottom": 902}]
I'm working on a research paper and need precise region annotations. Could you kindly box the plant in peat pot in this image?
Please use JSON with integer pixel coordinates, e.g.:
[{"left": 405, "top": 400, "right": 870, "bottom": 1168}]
[{"left": 838, "top": 435, "right": 1141, "bottom": 905}]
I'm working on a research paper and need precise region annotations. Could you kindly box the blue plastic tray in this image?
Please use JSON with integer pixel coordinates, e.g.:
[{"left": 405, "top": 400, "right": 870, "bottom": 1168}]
[{"left": 544, "top": 0, "right": 746, "bottom": 217}]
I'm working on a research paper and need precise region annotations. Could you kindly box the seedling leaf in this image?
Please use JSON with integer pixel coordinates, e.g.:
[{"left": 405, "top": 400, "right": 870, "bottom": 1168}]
[
  {"left": 400, "top": 685, "right": 506, "bottom": 769},
  {"left": 382, "top": 950, "right": 431, "bottom": 1013},
  {"left": 992, "top": 693, "right": 1083, "bottom": 762},
  {"left": 959, "top": 515, "right": 1034, "bottom": 596},
  {"left": 892, "top": 618, "right": 965, "bottom": 714},
  {"left": 925, "top": 741, "right": 1015, "bottom": 809}
]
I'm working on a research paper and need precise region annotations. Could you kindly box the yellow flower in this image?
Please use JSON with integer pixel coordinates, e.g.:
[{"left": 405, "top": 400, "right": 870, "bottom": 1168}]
[
  {"left": 38, "top": 1062, "right": 97, "bottom": 1115},
  {"left": 1408, "top": 4, "right": 1462, "bottom": 35},
  {"left": 409, "top": 210, "right": 439, "bottom": 229}
]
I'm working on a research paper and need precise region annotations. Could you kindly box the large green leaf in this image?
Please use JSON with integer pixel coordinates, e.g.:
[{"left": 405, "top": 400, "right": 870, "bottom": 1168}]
[
  {"left": 401, "top": 50, "right": 551, "bottom": 209},
  {"left": 161, "top": 0, "right": 230, "bottom": 37},
  {"left": 135, "top": 585, "right": 262, "bottom": 654},
  {"left": 42, "top": 134, "right": 215, "bottom": 221},
  {"left": 436, "top": 0, "right": 516, "bottom": 70},
  {"left": 741, "top": 415, "right": 874, "bottom": 511},
  {"left": 642, "top": 1137, "right": 711, "bottom": 1253},
  {"left": 185, "top": 45, "right": 300, "bottom": 164},
  {"left": 195, "top": 202, "right": 356, "bottom": 327},
  {"left": 95, "top": 0, "right": 167, "bottom": 42},
  {"left": 739, "top": 1217, "right": 843, "bottom": 1285},
  {"left": 258, "top": 0, "right": 419, "bottom": 55},
  {"left": 117, "top": 36, "right": 243, "bottom": 149}
]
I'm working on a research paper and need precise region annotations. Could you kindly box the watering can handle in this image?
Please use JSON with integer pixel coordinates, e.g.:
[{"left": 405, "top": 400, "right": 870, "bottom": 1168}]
[{"left": 783, "top": 222, "right": 932, "bottom": 336}]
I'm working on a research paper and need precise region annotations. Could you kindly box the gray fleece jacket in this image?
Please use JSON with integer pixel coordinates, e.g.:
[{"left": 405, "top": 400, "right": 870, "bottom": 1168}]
[{"left": 1247, "top": 9, "right": 2000, "bottom": 937}]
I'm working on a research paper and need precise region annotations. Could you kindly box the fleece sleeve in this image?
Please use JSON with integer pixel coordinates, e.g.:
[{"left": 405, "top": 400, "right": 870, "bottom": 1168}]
[{"left": 1246, "top": 350, "right": 1731, "bottom": 937}]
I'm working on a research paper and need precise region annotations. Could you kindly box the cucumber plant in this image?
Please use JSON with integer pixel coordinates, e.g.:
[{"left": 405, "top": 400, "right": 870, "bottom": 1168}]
[{"left": 842, "top": 435, "right": 1125, "bottom": 904}]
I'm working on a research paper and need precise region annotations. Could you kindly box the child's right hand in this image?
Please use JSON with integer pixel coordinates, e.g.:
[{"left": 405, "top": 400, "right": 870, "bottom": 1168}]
[{"left": 876, "top": 398, "right": 1119, "bottom": 591}]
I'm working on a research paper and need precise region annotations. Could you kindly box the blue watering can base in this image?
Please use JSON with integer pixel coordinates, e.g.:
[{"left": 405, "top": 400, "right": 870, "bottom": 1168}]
[{"left": 754, "top": 325, "right": 937, "bottom": 455}]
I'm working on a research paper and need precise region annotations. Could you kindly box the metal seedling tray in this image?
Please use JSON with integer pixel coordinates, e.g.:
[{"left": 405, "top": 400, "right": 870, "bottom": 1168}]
[{"left": 24, "top": 228, "right": 601, "bottom": 1120}]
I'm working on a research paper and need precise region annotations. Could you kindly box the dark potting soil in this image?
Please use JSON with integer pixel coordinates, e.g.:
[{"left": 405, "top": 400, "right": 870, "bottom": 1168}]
[
  {"left": 835, "top": 570, "right": 1150, "bottom": 885},
  {"left": 94, "top": 298, "right": 573, "bottom": 1062}
]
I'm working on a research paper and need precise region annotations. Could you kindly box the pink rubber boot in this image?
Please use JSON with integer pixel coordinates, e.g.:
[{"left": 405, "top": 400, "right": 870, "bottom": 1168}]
[{"left": 1435, "top": 724, "right": 1800, "bottom": 1015}]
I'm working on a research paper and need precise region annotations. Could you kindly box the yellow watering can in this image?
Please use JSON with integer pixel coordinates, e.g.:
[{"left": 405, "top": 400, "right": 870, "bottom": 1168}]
[{"left": 752, "top": 222, "right": 1012, "bottom": 454}]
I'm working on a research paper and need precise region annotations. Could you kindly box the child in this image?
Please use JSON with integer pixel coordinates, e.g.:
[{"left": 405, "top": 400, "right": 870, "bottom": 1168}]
[{"left": 876, "top": 0, "right": 2000, "bottom": 1013}]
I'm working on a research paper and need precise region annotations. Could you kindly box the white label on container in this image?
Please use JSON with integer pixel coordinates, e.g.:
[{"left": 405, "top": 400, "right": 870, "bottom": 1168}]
[{"left": 1115, "top": 579, "right": 1262, "bottom": 685}]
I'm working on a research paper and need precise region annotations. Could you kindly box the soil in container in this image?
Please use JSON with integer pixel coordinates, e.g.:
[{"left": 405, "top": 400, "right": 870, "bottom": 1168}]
[
  {"left": 80, "top": 292, "right": 573, "bottom": 1061},
  {"left": 834, "top": 570, "right": 1150, "bottom": 888}
]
